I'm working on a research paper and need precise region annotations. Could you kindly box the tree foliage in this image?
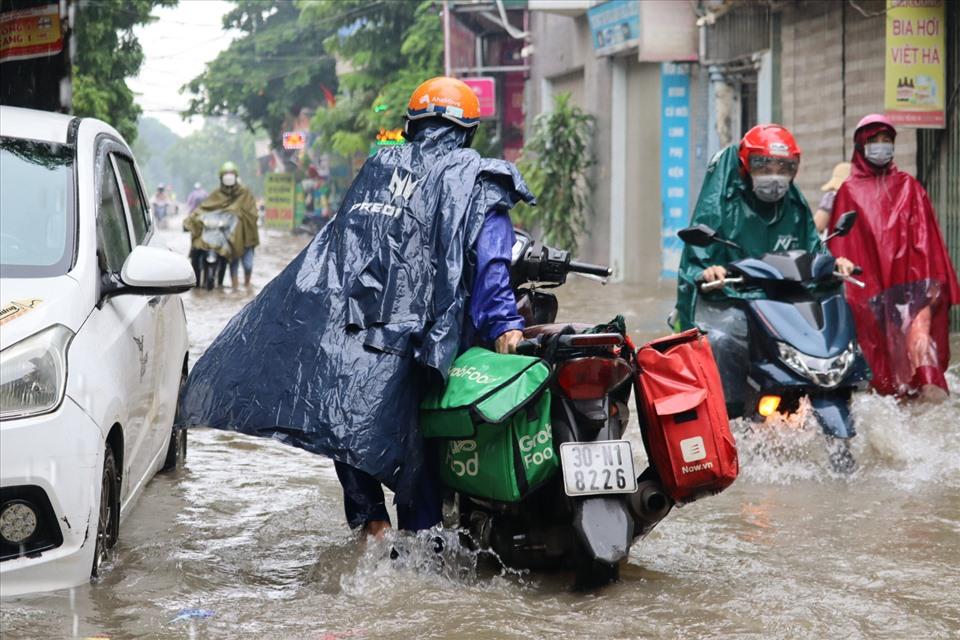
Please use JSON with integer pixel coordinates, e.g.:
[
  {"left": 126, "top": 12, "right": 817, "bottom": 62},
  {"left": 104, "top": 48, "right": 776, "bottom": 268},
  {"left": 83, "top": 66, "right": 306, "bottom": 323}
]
[
  {"left": 514, "top": 93, "right": 596, "bottom": 253},
  {"left": 72, "top": 0, "right": 176, "bottom": 143},
  {"left": 300, "top": 0, "right": 444, "bottom": 156},
  {"left": 184, "top": 1, "right": 337, "bottom": 146},
  {"left": 164, "top": 118, "right": 263, "bottom": 198},
  {"left": 131, "top": 116, "right": 179, "bottom": 192}
]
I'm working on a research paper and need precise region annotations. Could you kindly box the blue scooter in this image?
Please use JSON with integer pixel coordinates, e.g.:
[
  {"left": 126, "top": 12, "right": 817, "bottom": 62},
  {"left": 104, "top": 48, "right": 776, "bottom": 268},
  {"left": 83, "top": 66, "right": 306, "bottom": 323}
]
[{"left": 677, "top": 211, "right": 871, "bottom": 471}]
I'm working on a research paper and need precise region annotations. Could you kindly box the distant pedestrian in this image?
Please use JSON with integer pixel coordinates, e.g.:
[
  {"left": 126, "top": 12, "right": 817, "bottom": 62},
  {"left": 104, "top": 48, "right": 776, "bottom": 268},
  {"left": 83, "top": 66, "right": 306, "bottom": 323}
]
[
  {"left": 828, "top": 114, "right": 960, "bottom": 400},
  {"left": 813, "top": 161, "right": 850, "bottom": 236},
  {"left": 186, "top": 182, "right": 208, "bottom": 213}
]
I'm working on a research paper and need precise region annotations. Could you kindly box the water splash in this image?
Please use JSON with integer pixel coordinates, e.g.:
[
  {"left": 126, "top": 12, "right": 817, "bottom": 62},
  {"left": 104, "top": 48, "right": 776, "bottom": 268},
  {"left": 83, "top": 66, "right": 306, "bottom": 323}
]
[{"left": 732, "top": 367, "right": 960, "bottom": 487}]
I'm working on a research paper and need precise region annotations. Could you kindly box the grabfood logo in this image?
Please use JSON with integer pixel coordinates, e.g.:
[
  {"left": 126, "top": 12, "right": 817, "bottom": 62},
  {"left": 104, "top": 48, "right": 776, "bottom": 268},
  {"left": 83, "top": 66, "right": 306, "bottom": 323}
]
[
  {"left": 348, "top": 168, "right": 422, "bottom": 218},
  {"left": 448, "top": 365, "right": 498, "bottom": 385}
]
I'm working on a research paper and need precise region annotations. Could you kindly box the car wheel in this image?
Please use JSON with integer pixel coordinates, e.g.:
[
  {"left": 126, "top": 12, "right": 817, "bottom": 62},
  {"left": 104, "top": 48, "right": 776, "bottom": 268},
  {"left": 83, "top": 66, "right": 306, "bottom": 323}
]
[
  {"left": 161, "top": 369, "right": 188, "bottom": 472},
  {"left": 91, "top": 445, "right": 120, "bottom": 578}
]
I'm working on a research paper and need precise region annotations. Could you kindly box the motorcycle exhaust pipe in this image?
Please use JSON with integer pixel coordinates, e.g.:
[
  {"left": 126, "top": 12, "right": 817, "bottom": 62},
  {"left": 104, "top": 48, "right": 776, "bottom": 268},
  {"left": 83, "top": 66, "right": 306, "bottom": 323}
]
[{"left": 628, "top": 479, "right": 672, "bottom": 537}]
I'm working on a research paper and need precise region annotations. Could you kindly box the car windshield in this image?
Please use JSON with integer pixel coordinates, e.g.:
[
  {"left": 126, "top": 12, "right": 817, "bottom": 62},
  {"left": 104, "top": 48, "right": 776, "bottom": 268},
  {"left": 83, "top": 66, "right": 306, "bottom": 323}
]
[{"left": 0, "top": 136, "right": 76, "bottom": 278}]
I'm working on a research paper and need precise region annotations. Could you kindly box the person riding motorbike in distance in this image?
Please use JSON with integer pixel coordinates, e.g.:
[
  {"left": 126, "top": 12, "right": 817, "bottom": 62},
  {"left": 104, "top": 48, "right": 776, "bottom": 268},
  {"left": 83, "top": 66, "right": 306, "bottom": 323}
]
[
  {"left": 184, "top": 161, "right": 260, "bottom": 288},
  {"left": 178, "top": 77, "right": 533, "bottom": 539},
  {"left": 674, "top": 124, "right": 854, "bottom": 417}
]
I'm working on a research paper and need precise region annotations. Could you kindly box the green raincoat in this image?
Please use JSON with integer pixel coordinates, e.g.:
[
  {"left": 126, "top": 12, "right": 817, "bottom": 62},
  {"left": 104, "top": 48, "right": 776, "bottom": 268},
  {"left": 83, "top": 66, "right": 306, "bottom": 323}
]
[
  {"left": 675, "top": 145, "right": 824, "bottom": 330},
  {"left": 183, "top": 183, "right": 259, "bottom": 258}
]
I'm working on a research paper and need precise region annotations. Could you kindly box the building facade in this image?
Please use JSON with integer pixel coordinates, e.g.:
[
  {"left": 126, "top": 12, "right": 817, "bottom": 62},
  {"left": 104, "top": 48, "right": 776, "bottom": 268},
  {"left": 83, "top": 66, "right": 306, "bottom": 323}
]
[{"left": 523, "top": 0, "right": 956, "bottom": 313}]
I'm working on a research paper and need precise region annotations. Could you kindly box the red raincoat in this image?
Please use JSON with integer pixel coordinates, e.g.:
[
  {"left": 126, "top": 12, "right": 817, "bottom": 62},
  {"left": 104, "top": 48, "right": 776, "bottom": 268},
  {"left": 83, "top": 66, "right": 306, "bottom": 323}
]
[{"left": 829, "top": 140, "right": 960, "bottom": 396}]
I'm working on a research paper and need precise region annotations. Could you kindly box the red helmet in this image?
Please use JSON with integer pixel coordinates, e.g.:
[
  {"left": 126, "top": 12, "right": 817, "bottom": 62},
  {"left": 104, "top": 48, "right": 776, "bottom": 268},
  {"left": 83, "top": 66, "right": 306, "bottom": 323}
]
[
  {"left": 854, "top": 113, "right": 896, "bottom": 146},
  {"left": 738, "top": 124, "right": 801, "bottom": 174}
]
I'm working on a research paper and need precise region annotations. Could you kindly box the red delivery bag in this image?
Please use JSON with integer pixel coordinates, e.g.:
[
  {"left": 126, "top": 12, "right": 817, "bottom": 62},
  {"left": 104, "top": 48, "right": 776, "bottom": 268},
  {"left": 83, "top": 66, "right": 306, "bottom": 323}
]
[{"left": 635, "top": 329, "right": 738, "bottom": 504}]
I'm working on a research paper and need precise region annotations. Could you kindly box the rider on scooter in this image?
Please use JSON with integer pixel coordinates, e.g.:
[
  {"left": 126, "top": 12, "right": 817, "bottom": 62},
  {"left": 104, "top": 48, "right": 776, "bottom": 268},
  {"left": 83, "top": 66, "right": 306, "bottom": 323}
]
[{"left": 674, "top": 124, "right": 855, "bottom": 417}]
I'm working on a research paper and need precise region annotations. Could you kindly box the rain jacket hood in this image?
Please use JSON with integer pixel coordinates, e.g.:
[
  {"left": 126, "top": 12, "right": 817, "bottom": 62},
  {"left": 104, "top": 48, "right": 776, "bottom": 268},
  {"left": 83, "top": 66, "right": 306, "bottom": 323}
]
[
  {"left": 829, "top": 145, "right": 959, "bottom": 395},
  {"left": 675, "top": 145, "right": 822, "bottom": 329},
  {"left": 179, "top": 123, "right": 534, "bottom": 504},
  {"left": 183, "top": 183, "right": 259, "bottom": 256}
]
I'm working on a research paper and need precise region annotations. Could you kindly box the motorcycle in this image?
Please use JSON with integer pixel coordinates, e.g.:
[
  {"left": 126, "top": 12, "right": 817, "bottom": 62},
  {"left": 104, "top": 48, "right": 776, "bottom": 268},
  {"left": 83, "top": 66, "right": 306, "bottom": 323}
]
[
  {"left": 196, "top": 210, "right": 236, "bottom": 291},
  {"left": 439, "top": 231, "right": 675, "bottom": 587},
  {"left": 152, "top": 200, "right": 176, "bottom": 229},
  {"left": 677, "top": 211, "right": 871, "bottom": 471}
]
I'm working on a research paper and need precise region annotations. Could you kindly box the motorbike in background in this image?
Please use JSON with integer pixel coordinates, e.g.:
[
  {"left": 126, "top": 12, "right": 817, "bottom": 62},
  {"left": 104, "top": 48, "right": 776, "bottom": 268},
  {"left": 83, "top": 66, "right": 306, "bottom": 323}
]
[
  {"left": 195, "top": 210, "right": 237, "bottom": 291},
  {"left": 678, "top": 211, "right": 871, "bottom": 471},
  {"left": 441, "top": 231, "right": 674, "bottom": 586}
]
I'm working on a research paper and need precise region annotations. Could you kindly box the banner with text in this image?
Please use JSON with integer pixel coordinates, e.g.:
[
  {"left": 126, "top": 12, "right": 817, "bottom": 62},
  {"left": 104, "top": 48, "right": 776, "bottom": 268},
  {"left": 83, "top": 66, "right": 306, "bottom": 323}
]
[
  {"left": 884, "top": 0, "right": 945, "bottom": 128},
  {"left": 264, "top": 173, "right": 296, "bottom": 230},
  {"left": 587, "top": 0, "right": 640, "bottom": 57},
  {"left": 0, "top": 4, "right": 62, "bottom": 63},
  {"left": 660, "top": 63, "right": 691, "bottom": 279}
]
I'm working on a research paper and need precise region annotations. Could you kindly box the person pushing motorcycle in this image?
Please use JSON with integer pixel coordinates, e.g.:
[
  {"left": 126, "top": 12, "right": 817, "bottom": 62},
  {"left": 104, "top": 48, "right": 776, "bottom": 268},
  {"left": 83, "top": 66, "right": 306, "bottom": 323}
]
[
  {"left": 674, "top": 124, "right": 854, "bottom": 416},
  {"left": 184, "top": 161, "right": 260, "bottom": 288},
  {"left": 179, "top": 78, "right": 533, "bottom": 537}
]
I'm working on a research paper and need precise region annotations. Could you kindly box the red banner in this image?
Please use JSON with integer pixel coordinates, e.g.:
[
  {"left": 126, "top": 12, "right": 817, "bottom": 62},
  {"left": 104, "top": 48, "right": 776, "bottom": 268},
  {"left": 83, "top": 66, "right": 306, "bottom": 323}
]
[
  {"left": 462, "top": 77, "right": 496, "bottom": 118},
  {"left": 0, "top": 4, "right": 62, "bottom": 63}
]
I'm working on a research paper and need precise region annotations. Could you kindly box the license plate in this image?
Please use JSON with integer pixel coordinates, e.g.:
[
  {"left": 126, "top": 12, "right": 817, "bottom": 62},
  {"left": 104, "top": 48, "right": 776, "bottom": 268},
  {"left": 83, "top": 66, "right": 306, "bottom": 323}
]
[{"left": 559, "top": 440, "right": 637, "bottom": 497}]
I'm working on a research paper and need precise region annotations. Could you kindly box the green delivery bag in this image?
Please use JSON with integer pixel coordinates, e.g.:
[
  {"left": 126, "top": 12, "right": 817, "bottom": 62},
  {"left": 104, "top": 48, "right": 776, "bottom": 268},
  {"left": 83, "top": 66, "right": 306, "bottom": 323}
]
[{"left": 421, "top": 347, "right": 557, "bottom": 502}]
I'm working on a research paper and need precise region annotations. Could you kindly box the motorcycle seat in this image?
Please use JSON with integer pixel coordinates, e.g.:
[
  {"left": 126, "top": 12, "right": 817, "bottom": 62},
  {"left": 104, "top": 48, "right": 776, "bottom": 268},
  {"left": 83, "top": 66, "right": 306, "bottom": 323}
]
[{"left": 522, "top": 323, "right": 593, "bottom": 339}]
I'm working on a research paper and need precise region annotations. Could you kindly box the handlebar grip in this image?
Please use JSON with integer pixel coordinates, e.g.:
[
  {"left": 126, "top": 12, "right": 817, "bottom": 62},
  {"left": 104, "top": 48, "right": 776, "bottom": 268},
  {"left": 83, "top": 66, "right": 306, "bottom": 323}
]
[
  {"left": 515, "top": 339, "right": 540, "bottom": 356},
  {"left": 701, "top": 279, "right": 726, "bottom": 292},
  {"left": 568, "top": 260, "right": 612, "bottom": 278}
]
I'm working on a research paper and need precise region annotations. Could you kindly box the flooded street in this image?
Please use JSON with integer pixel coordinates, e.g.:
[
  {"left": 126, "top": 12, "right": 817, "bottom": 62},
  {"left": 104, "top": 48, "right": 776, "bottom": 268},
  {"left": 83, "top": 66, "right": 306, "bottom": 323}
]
[{"left": 2, "top": 224, "right": 959, "bottom": 640}]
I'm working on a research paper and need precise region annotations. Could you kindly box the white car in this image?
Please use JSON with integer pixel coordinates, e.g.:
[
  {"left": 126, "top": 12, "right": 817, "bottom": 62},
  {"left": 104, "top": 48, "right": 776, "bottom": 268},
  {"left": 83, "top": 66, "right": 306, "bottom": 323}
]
[{"left": 0, "top": 107, "right": 195, "bottom": 597}]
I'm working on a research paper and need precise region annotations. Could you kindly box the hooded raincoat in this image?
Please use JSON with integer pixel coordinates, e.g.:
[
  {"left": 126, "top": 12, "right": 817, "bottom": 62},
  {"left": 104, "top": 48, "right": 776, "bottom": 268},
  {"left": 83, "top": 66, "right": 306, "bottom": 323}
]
[
  {"left": 675, "top": 145, "right": 824, "bottom": 330},
  {"left": 829, "top": 137, "right": 960, "bottom": 396},
  {"left": 179, "top": 124, "right": 534, "bottom": 504},
  {"left": 183, "top": 183, "right": 259, "bottom": 257}
]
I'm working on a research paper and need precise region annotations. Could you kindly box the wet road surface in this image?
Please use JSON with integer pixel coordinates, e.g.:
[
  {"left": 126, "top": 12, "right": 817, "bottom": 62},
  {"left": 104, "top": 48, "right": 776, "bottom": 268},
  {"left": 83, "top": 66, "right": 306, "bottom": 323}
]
[{"left": 2, "top": 223, "right": 959, "bottom": 639}]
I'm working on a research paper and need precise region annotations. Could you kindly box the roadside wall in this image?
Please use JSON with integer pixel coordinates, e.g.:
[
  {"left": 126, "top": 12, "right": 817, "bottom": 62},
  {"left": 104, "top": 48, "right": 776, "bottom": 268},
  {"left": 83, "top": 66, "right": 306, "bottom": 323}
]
[
  {"left": 780, "top": 0, "right": 917, "bottom": 208},
  {"left": 526, "top": 11, "right": 613, "bottom": 267}
]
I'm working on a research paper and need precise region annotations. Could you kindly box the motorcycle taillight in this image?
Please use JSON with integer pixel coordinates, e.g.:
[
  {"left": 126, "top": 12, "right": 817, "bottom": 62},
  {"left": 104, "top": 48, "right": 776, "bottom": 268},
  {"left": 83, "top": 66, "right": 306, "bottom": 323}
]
[{"left": 555, "top": 357, "right": 633, "bottom": 400}]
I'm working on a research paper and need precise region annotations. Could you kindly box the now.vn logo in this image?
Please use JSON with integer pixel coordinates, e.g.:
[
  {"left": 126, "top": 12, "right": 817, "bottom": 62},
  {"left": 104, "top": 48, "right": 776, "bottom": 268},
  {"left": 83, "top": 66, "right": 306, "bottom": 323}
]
[{"left": 679, "top": 436, "right": 714, "bottom": 474}]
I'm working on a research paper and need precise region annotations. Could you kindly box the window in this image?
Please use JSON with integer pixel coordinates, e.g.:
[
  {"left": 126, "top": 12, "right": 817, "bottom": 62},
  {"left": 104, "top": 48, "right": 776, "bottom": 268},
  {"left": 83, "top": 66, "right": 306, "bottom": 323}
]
[
  {"left": 113, "top": 155, "right": 150, "bottom": 244},
  {"left": 97, "top": 160, "right": 131, "bottom": 273},
  {"left": 0, "top": 137, "right": 76, "bottom": 277}
]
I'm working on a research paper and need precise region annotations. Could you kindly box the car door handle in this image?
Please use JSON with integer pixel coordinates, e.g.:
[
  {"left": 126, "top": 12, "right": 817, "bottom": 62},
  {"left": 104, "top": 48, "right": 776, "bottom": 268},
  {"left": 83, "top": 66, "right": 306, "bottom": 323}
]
[{"left": 148, "top": 296, "right": 162, "bottom": 307}]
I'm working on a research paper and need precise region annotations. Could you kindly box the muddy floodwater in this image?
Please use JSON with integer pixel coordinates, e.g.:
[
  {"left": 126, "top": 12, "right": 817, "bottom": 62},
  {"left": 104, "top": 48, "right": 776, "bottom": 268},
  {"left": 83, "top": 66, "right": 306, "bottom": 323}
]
[{"left": 2, "top": 224, "right": 959, "bottom": 639}]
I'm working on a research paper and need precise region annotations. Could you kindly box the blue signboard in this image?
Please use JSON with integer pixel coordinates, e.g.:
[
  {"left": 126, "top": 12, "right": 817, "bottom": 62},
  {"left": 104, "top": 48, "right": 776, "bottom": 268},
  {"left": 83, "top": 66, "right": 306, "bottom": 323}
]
[
  {"left": 660, "top": 62, "right": 691, "bottom": 279},
  {"left": 587, "top": 0, "right": 640, "bottom": 56}
]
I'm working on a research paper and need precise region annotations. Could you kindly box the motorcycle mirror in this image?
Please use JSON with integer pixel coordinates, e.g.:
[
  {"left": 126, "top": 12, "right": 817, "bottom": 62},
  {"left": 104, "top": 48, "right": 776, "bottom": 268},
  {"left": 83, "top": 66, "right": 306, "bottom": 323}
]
[
  {"left": 511, "top": 228, "right": 533, "bottom": 265},
  {"left": 824, "top": 211, "right": 857, "bottom": 242},
  {"left": 677, "top": 224, "right": 718, "bottom": 247},
  {"left": 832, "top": 211, "right": 857, "bottom": 237}
]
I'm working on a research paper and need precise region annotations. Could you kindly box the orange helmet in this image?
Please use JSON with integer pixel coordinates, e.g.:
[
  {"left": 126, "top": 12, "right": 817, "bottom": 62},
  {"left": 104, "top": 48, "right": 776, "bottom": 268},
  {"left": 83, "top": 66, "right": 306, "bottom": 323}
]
[
  {"left": 738, "top": 124, "right": 801, "bottom": 175},
  {"left": 405, "top": 77, "right": 481, "bottom": 129}
]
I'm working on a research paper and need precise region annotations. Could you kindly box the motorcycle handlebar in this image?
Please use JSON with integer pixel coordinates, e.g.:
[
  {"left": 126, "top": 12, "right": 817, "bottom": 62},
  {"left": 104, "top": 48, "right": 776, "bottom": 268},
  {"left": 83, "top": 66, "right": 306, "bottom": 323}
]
[
  {"left": 700, "top": 276, "right": 744, "bottom": 292},
  {"left": 568, "top": 260, "right": 612, "bottom": 278}
]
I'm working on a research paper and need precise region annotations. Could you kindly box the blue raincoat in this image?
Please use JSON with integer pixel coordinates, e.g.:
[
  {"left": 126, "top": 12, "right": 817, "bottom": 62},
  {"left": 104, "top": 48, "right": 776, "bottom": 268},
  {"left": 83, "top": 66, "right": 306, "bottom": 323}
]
[{"left": 179, "top": 124, "right": 534, "bottom": 505}]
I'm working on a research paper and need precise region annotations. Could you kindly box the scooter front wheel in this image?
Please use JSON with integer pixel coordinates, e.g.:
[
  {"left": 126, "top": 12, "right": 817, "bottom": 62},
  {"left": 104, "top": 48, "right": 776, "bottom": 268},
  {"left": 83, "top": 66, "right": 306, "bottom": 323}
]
[
  {"left": 825, "top": 436, "right": 856, "bottom": 474},
  {"left": 573, "top": 556, "right": 619, "bottom": 589}
]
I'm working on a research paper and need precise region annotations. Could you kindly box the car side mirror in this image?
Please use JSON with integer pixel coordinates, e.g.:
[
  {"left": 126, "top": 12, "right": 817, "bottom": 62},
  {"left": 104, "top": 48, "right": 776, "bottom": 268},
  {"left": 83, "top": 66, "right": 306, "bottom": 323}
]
[
  {"left": 100, "top": 246, "right": 195, "bottom": 304},
  {"left": 677, "top": 224, "right": 718, "bottom": 247}
]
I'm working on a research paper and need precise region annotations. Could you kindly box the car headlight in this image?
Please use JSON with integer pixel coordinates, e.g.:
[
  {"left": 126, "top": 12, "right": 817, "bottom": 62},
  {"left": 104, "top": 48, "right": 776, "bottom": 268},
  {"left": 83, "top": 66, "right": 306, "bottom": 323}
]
[
  {"left": 776, "top": 341, "right": 855, "bottom": 388},
  {"left": 0, "top": 324, "right": 73, "bottom": 420}
]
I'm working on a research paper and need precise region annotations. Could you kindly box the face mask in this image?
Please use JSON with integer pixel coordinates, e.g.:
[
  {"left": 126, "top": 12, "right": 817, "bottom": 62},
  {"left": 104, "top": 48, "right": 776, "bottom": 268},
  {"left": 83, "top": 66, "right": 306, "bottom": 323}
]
[
  {"left": 752, "top": 174, "right": 791, "bottom": 203},
  {"left": 221, "top": 172, "right": 237, "bottom": 187},
  {"left": 864, "top": 142, "right": 894, "bottom": 166}
]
